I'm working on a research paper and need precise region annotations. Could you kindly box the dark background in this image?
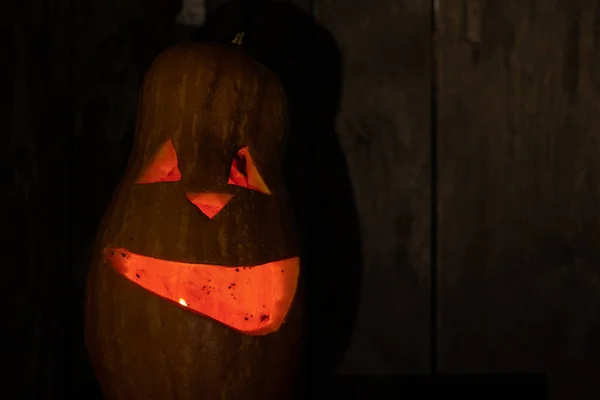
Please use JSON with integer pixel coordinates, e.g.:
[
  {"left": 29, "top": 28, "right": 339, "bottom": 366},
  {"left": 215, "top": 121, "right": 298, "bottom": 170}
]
[{"left": 2, "top": 0, "right": 600, "bottom": 399}]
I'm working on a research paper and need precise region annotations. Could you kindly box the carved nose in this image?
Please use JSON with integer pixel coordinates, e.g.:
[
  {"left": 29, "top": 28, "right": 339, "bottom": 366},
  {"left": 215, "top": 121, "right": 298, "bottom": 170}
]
[{"left": 185, "top": 192, "right": 233, "bottom": 219}]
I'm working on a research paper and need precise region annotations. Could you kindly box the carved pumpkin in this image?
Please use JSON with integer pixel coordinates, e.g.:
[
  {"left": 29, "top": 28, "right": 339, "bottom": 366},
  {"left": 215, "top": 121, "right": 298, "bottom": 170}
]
[{"left": 84, "top": 43, "right": 304, "bottom": 399}]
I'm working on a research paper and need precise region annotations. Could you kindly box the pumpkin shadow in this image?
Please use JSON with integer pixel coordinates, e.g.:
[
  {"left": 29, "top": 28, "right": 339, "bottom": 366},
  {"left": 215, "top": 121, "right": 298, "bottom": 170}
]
[{"left": 200, "top": 1, "right": 363, "bottom": 396}]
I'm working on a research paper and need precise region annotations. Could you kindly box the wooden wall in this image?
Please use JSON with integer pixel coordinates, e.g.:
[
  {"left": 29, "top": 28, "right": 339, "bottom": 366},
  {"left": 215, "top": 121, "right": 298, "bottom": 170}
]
[
  {"left": 436, "top": 1, "right": 600, "bottom": 399},
  {"left": 312, "top": 0, "right": 432, "bottom": 374},
  {"left": 3, "top": 0, "right": 600, "bottom": 399}
]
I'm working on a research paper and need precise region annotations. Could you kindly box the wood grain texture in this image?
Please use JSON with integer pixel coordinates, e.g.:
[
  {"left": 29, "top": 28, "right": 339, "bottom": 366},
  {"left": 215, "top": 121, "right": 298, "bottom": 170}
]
[
  {"left": 313, "top": 0, "right": 432, "bottom": 374},
  {"left": 437, "top": 1, "right": 600, "bottom": 398}
]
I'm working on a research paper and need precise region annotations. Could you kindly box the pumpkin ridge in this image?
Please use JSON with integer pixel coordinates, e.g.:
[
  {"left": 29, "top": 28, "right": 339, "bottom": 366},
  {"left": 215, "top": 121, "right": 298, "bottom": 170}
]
[{"left": 85, "top": 43, "right": 303, "bottom": 400}]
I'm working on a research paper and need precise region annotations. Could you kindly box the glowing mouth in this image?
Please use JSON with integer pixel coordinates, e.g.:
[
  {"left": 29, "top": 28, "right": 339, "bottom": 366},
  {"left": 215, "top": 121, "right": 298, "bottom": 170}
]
[{"left": 104, "top": 248, "right": 300, "bottom": 335}]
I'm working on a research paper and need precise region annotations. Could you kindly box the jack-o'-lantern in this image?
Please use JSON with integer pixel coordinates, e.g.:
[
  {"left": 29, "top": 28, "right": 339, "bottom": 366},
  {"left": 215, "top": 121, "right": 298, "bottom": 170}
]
[{"left": 84, "top": 42, "right": 304, "bottom": 400}]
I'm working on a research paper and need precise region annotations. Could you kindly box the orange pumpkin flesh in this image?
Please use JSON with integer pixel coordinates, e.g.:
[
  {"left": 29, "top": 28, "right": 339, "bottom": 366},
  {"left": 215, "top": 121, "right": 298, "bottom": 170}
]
[
  {"left": 135, "top": 139, "right": 181, "bottom": 184},
  {"left": 228, "top": 146, "right": 272, "bottom": 194},
  {"left": 84, "top": 43, "right": 303, "bottom": 400},
  {"left": 104, "top": 248, "right": 299, "bottom": 335},
  {"left": 184, "top": 192, "right": 233, "bottom": 218}
]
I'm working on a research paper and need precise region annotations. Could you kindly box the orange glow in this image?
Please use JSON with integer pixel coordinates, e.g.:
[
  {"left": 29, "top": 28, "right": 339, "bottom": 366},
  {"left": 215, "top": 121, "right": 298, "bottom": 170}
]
[
  {"left": 228, "top": 147, "right": 271, "bottom": 194},
  {"left": 185, "top": 192, "right": 233, "bottom": 219},
  {"left": 136, "top": 139, "right": 181, "bottom": 184},
  {"left": 104, "top": 248, "right": 299, "bottom": 335}
]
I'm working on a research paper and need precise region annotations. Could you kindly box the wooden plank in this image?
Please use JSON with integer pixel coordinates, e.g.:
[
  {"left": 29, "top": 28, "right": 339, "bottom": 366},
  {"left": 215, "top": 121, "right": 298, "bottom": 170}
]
[
  {"left": 312, "top": 0, "right": 431, "bottom": 374},
  {"left": 437, "top": 1, "right": 600, "bottom": 398}
]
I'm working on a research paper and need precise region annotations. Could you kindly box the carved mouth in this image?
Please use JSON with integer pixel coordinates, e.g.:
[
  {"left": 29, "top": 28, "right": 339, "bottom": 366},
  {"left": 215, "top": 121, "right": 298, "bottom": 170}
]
[{"left": 104, "top": 248, "right": 300, "bottom": 335}]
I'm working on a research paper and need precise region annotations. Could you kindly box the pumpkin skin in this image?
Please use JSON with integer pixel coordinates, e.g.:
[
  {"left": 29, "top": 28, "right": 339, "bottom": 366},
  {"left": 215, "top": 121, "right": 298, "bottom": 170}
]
[{"left": 84, "top": 43, "right": 304, "bottom": 400}]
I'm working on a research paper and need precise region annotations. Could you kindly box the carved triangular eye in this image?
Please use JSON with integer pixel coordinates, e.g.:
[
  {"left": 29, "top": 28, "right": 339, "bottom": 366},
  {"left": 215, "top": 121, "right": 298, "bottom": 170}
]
[
  {"left": 136, "top": 139, "right": 181, "bottom": 184},
  {"left": 228, "top": 147, "right": 271, "bottom": 195}
]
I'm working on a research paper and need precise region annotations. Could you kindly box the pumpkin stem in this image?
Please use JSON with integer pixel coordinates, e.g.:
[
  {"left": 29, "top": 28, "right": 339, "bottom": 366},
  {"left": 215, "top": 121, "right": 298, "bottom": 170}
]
[{"left": 232, "top": 31, "right": 245, "bottom": 46}]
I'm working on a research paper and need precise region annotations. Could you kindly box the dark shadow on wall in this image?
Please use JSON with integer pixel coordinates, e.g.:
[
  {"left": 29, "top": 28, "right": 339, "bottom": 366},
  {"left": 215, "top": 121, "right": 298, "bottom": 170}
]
[{"left": 199, "top": 0, "right": 364, "bottom": 395}]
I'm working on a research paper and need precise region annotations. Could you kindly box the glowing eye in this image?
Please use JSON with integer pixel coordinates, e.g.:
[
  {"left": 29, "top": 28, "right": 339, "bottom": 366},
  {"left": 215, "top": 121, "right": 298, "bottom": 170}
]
[
  {"left": 136, "top": 139, "right": 181, "bottom": 184},
  {"left": 227, "top": 146, "right": 271, "bottom": 194}
]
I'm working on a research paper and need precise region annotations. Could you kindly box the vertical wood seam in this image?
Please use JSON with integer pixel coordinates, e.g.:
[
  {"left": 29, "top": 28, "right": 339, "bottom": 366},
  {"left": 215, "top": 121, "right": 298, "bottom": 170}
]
[{"left": 430, "top": 0, "right": 439, "bottom": 377}]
